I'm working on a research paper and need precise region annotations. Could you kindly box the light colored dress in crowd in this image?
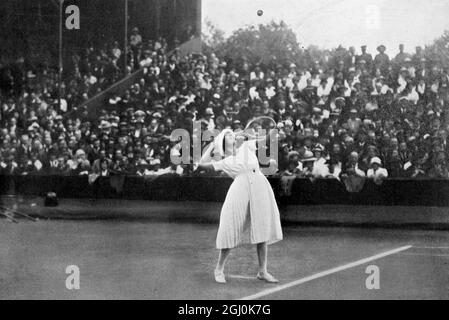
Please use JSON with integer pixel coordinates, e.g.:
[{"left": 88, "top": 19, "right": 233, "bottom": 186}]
[
  {"left": 367, "top": 167, "right": 389, "bottom": 179},
  {"left": 211, "top": 139, "right": 283, "bottom": 249}
]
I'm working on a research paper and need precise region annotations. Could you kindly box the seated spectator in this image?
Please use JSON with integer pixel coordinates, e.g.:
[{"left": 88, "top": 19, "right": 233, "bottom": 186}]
[
  {"left": 299, "top": 151, "right": 316, "bottom": 178},
  {"left": 325, "top": 158, "right": 342, "bottom": 180},
  {"left": 280, "top": 153, "right": 302, "bottom": 176},
  {"left": 69, "top": 149, "right": 91, "bottom": 175},
  {"left": 99, "top": 159, "right": 110, "bottom": 177},
  {"left": 342, "top": 151, "right": 366, "bottom": 178},
  {"left": 367, "top": 157, "right": 389, "bottom": 184},
  {"left": 1, "top": 155, "right": 19, "bottom": 175},
  {"left": 1, "top": 35, "right": 448, "bottom": 183}
]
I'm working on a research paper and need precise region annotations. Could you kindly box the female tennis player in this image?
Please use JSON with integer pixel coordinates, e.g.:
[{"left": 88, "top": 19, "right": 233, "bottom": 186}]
[{"left": 196, "top": 121, "right": 283, "bottom": 284}]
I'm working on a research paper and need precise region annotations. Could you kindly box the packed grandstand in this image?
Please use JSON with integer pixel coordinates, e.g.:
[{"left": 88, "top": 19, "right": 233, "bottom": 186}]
[{"left": 1, "top": 27, "right": 449, "bottom": 180}]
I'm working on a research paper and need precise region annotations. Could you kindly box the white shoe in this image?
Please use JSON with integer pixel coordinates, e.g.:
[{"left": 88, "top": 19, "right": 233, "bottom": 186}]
[
  {"left": 214, "top": 270, "right": 226, "bottom": 284},
  {"left": 256, "top": 271, "right": 279, "bottom": 283}
]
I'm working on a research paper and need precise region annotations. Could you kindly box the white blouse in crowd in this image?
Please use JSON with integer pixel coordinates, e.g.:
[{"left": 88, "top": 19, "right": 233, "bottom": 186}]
[
  {"left": 249, "top": 86, "right": 259, "bottom": 100},
  {"left": 265, "top": 86, "right": 276, "bottom": 99},
  {"left": 317, "top": 84, "right": 331, "bottom": 97},
  {"left": 311, "top": 158, "right": 330, "bottom": 178},
  {"left": 406, "top": 88, "right": 419, "bottom": 105},
  {"left": 367, "top": 167, "right": 389, "bottom": 179},
  {"left": 350, "top": 164, "right": 366, "bottom": 177},
  {"left": 250, "top": 71, "right": 264, "bottom": 81}
]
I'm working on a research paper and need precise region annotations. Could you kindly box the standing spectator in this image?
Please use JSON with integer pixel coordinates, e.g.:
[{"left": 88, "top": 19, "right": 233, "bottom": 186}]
[{"left": 374, "top": 45, "right": 390, "bottom": 75}]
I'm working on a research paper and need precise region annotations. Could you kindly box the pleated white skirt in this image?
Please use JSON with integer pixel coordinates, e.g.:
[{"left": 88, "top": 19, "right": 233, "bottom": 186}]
[{"left": 216, "top": 171, "right": 283, "bottom": 249}]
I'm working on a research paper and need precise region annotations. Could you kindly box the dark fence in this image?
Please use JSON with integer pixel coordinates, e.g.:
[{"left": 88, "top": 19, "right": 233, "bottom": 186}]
[{"left": 0, "top": 175, "right": 448, "bottom": 207}]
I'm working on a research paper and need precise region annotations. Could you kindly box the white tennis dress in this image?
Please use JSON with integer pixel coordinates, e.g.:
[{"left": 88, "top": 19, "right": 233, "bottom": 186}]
[{"left": 212, "top": 140, "right": 283, "bottom": 249}]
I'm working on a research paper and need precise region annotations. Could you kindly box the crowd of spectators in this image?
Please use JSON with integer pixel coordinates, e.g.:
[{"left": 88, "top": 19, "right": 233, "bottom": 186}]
[{"left": 1, "top": 30, "right": 449, "bottom": 181}]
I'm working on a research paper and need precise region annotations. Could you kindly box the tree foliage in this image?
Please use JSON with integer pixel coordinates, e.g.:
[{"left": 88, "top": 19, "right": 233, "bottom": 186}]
[
  {"left": 424, "top": 30, "right": 449, "bottom": 69},
  {"left": 202, "top": 18, "right": 226, "bottom": 51},
  {"left": 202, "top": 19, "right": 449, "bottom": 70},
  {"left": 204, "top": 20, "right": 302, "bottom": 66}
]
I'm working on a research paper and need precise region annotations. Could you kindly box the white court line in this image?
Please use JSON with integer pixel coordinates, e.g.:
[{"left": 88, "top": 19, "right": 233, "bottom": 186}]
[
  {"left": 399, "top": 253, "right": 449, "bottom": 257},
  {"left": 239, "top": 245, "right": 412, "bottom": 300},
  {"left": 413, "top": 246, "right": 449, "bottom": 250}
]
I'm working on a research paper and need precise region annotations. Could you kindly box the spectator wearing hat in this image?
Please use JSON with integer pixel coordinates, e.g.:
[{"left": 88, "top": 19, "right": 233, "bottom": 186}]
[
  {"left": 311, "top": 107, "right": 323, "bottom": 127},
  {"left": 133, "top": 118, "right": 146, "bottom": 139},
  {"left": 69, "top": 149, "right": 91, "bottom": 175},
  {"left": 299, "top": 150, "right": 316, "bottom": 178},
  {"left": 130, "top": 27, "right": 142, "bottom": 50},
  {"left": 394, "top": 44, "right": 409, "bottom": 67},
  {"left": 347, "top": 109, "right": 362, "bottom": 134},
  {"left": 412, "top": 46, "right": 425, "bottom": 66},
  {"left": 313, "top": 144, "right": 326, "bottom": 166},
  {"left": 374, "top": 45, "right": 390, "bottom": 75},
  {"left": 367, "top": 157, "right": 389, "bottom": 184},
  {"left": 342, "top": 151, "right": 366, "bottom": 178},
  {"left": 283, "top": 150, "right": 303, "bottom": 177},
  {"left": 357, "top": 45, "right": 373, "bottom": 69},
  {"left": 311, "top": 145, "right": 329, "bottom": 178},
  {"left": 201, "top": 108, "right": 216, "bottom": 131}
]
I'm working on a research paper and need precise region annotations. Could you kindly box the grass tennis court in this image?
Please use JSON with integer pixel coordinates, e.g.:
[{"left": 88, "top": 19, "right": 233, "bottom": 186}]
[{"left": 1, "top": 212, "right": 448, "bottom": 300}]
